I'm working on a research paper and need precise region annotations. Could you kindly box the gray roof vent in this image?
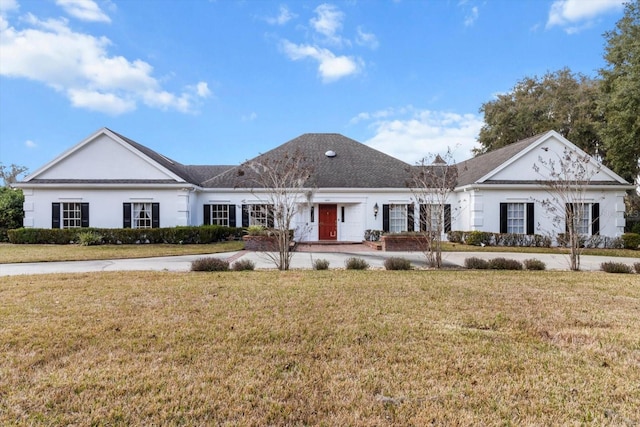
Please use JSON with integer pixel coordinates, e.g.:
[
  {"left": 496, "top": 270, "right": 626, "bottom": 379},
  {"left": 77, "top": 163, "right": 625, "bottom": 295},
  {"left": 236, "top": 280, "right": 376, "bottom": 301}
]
[{"left": 325, "top": 150, "right": 336, "bottom": 158}]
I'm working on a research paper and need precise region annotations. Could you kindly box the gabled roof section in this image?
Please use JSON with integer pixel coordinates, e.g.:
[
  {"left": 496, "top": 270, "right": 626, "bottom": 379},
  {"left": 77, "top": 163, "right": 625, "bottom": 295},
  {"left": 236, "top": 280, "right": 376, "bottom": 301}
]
[
  {"left": 456, "top": 133, "right": 546, "bottom": 187},
  {"left": 202, "top": 133, "right": 413, "bottom": 188},
  {"left": 106, "top": 128, "right": 196, "bottom": 183},
  {"left": 456, "top": 130, "right": 632, "bottom": 187}
]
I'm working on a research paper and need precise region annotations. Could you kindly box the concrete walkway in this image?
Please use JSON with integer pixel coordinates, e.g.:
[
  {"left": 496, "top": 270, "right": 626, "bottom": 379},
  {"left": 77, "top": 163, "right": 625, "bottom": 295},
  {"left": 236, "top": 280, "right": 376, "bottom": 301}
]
[{"left": 1, "top": 245, "right": 638, "bottom": 276}]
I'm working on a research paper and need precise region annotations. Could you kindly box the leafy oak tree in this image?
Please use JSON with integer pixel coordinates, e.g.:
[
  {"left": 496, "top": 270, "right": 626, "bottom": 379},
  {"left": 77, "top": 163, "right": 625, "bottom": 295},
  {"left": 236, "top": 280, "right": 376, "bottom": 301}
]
[
  {"left": 477, "top": 69, "right": 603, "bottom": 157},
  {"left": 0, "top": 163, "right": 28, "bottom": 240},
  {"left": 599, "top": 0, "right": 640, "bottom": 184}
]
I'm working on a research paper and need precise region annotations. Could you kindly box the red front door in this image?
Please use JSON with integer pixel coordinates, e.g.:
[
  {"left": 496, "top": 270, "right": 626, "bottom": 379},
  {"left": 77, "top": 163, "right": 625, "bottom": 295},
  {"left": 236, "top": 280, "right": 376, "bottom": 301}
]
[{"left": 319, "top": 204, "right": 337, "bottom": 240}]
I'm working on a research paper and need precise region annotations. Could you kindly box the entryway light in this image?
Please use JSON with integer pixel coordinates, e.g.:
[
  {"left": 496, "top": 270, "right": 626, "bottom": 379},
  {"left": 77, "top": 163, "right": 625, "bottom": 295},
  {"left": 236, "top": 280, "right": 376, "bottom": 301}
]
[{"left": 374, "top": 203, "right": 379, "bottom": 219}]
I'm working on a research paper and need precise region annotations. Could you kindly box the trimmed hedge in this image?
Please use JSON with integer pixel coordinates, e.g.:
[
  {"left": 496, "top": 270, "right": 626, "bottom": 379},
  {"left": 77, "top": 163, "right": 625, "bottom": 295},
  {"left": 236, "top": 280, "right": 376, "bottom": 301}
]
[
  {"left": 621, "top": 233, "right": 640, "bottom": 250},
  {"left": 487, "top": 257, "right": 523, "bottom": 270},
  {"left": 7, "top": 225, "right": 244, "bottom": 245},
  {"left": 523, "top": 258, "right": 546, "bottom": 271},
  {"left": 384, "top": 257, "right": 412, "bottom": 270},
  {"left": 600, "top": 262, "right": 633, "bottom": 274},
  {"left": 313, "top": 259, "right": 330, "bottom": 270},
  {"left": 448, "top": 231, "right": 552, "bottom": 248},
  {"left": 464, "top": 257, "right": 489, "bottom": 269},
  {"left": 449, "top": 230, "right": 623, "bottom": 249},
  {"left": 345, "top": 257, "right": 369, "bottom": 270},
  {"left": 191, "top": 257, "right": 230, "bottom": 272},
  {"left": 464, "top": 256, "right": 523, "bottom": 270},
  {"left": 232, "top": 259, "right": 256, "bottom": 271}
]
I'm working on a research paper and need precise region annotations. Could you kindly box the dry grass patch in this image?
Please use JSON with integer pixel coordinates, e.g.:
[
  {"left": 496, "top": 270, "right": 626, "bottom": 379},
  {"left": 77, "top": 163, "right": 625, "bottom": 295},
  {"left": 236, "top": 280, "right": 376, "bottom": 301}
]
[
  {"left": 0, "top": 241, "right": 244, "bottom": 263},
  {"left": 1, "top": 271, "right": 639, "bottom": 425}
]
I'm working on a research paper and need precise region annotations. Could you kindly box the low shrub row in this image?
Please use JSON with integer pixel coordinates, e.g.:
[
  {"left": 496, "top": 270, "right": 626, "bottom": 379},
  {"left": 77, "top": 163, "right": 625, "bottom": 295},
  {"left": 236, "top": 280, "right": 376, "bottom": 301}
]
[
  {"left": 449, "top": 230, "right": 626, "bottom": 249},
  {"left": 464, "top": 257, "right": 546, "bottom": 271},
  {"left": 7, "top": 226, "right": 244, "bottom": 245},
  {"left": 448, "top": 231, "right": 553, "bottom": 247},
  {"left": 600, "top": 261, "right": 640, "bottom": 274},
  {"left": 191, "top": 257, "right": 255, "bottom": 272}
]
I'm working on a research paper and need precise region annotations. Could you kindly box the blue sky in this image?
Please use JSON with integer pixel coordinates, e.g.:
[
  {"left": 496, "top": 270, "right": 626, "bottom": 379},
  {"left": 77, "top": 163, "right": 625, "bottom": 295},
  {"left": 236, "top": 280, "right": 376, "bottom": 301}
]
[{"left": 0, "top": 0, "right": 627, "bottom": 178}]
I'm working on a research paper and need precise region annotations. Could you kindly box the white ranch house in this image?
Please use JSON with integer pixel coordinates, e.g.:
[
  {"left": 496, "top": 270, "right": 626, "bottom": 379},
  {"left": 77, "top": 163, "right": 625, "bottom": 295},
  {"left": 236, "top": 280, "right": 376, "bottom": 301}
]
[{"left": 15, "top": 128, "right": 633, "bottom": 242}]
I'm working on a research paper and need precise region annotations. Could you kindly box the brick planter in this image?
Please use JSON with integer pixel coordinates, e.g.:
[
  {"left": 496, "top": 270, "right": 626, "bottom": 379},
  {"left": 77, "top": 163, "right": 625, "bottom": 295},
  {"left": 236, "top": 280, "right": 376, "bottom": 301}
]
[
  {"left": 380, "top": 234, "right": 429, "bottom": 251},
  {"left": 243, "top": 235, "right": 278, "bottom": 251}
]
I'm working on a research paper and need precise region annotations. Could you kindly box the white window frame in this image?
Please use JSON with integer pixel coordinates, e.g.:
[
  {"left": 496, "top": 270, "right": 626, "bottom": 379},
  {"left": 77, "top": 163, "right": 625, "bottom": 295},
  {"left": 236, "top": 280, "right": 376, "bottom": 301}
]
[
  {"left": 209, "top": 204, "right": 229, "bottom": 226},
  {"left": 389, "top": 204, "right": 407, "bottom": 233},
  {"left": 507, "top": 203, "right": 525, "bottom": 234},
  {"left": 571, "top": 203, "right": 591, "bottom": 235},
  {"left": 62, "top": 202, "right": 81, "bottom": 229},
  {"left": 132, "top": 202, "right": 152, "bottom": 229},
  {"left": 422, "top": 204, "right": 443, "bottom": 232},
  {"left": 249, "top": 204, "right": 272, "bottom": 227}
]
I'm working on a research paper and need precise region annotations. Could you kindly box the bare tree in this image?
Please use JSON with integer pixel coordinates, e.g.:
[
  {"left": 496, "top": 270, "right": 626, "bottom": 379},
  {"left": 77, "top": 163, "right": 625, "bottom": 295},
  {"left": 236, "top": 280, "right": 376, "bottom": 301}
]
[
  {"left": 237, "top": 149, "right": 314, "bottom": 270},
  {"left": 0, "top": 163, "right": 28, "bottom": 187},
  {"left": 533, "top": 146, "right": 603, "bottom": 271},
  {"left": 407, "top": 150, "right": 458, "bottom": 268}
]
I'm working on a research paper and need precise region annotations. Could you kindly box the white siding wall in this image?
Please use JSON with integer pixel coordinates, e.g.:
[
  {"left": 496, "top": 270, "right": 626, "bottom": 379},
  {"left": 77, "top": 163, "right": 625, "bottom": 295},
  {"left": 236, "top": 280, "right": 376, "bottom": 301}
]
[
  {"left": 23, "top": 187, "right": 192, "bottom": 228},
  {"left": 459, "top": 187, "right": 627, "bottom": 237},
  {"left": 36, "top": 134, "right": 176, "bottom": 181}
]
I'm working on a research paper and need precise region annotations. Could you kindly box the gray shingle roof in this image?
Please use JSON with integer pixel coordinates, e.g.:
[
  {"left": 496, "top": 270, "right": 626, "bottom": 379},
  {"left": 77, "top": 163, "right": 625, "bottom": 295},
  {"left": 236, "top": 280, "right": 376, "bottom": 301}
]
[
  {"left": 108, "top": 129, "right": 233, "bottom": 185},
  {"left": 202, "top": 133, "right": 413, "bottom": 188}
]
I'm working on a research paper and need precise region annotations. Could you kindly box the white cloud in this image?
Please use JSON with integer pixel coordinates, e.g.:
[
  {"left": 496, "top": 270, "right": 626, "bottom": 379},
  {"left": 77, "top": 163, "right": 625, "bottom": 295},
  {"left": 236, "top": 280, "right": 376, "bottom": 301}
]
[
  {"left": 354, "top": 107, "right": 484, "bottom": 163},
  {"left": 195, "top": 81, "right": 211, "bottom": 98},
  {"left": 547, "top": 0, "right": 625, "bottom": 33},
  {"left": 265, "top": 5, "right": 296, "bottom": 25},
  {"left": 242, "top": 112, "right": 257, "bottom": 122},
  {"left": 356, "top": 26, "right": 378, "bottom": 50},
  {"left": 25, "top": 139, "right": 37, "bottom": 149},
  {"left": 280, "top": 39, "right": 360, "bottom": 82},
  {"left": 0, "top": 0, "right": 18, "bottom": 15},
  {"left": 310, "top": 3, "right": 345, "bottom": 46},
  {"left": 0, "top": 11, "right": 210, "bottom": 115},
  {"left": 464, "top": 6, "right": 478, "bottom": 27},
  {"left": 56, "top": 0, "right": 111, "bottom": 23}
]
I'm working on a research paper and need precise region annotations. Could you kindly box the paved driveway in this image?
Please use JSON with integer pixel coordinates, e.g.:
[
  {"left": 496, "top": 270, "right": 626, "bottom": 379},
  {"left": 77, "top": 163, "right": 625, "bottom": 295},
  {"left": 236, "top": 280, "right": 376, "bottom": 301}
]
[{"left": 1, "top": 248, "right": 637, "bottom": 276}]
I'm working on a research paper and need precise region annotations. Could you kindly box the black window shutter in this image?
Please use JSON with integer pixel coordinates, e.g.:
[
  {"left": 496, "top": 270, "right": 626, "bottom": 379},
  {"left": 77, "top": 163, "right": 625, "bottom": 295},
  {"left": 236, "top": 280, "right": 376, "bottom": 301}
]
[
  {"left": 151, "top": 203, "right": 160, "bottom": 228},
  {"left": 407, "top": 204, "right": 414, "bottom": 231},
  {"left": 382, "top": 204, "right": 390, "bottom": 232},
  {"left": 526, "top": 203, "right": 534, "bottom": 235},
  {"left": 419, "top": 204, "right": 427, "bottom": 232},
  {"left": 203, "top": 205, "right": 211, "bottom": 225},
  {"left": 242, "top": 205, "right": 249, "bottom": 227},
  {"left": 123, "top": 203, "right": 131, "bottom": 228},
  {"left": 52, "top": 203, "right": 61, "bottom": 229},
  {"left": 565, "top": 203, "right": 573, "bottom": 233},
  {"left": 591, "top": 203, "right": 600, "bottom": 235},
  {"left": 81, "top": 203, "right": 90, "bottom": 228},
  {"left": 444, "top": 204, "right": 451, "bottom": 233},
  {"left": 228, "top": 205, "right": 236, "bottom": 227},
  {"left": 499, "top": 203, "right": 508, "bottom": 234},
  {"left": 267, "top": 206, "right": 274, "bottom": 228}
]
